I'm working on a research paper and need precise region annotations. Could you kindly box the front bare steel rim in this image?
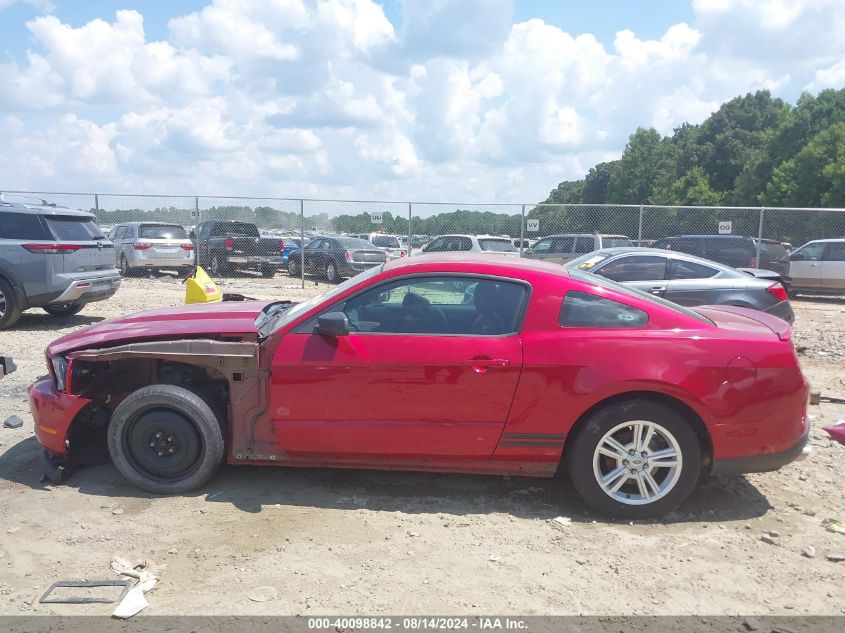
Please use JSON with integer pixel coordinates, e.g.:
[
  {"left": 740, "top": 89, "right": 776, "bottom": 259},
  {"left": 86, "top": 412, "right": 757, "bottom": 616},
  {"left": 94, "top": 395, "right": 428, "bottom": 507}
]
[{"left": 592, "top": 420, "right": 683, "bottom": 506}]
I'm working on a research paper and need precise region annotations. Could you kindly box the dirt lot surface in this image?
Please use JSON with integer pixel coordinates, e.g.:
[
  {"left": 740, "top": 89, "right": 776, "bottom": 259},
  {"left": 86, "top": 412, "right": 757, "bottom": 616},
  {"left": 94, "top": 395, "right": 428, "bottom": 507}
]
[{"left": 0, "top": 275, "right": 843, "bottom": 616}]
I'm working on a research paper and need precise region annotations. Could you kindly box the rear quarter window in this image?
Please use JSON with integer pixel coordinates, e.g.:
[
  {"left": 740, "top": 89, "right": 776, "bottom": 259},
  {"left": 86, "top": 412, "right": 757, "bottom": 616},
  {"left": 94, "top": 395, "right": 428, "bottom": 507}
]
[
  {"left": 560, "top": 291, "right": 648, "bottom": 328},
  {"left": 0, "top": 212, "right": 48, "bottom": 240}
]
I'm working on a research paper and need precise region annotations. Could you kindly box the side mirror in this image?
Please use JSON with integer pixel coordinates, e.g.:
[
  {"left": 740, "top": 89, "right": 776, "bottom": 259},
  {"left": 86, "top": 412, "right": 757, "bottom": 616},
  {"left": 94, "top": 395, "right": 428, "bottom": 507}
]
[{"left": 315, "top": 312, "right": 349, "bottom": 337}]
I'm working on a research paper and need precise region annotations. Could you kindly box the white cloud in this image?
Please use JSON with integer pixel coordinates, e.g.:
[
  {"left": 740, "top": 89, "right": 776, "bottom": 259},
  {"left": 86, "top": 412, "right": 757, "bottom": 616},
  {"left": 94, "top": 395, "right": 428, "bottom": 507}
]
[{"left": 1, "top": 0, "right": 844, "bottom": 202}]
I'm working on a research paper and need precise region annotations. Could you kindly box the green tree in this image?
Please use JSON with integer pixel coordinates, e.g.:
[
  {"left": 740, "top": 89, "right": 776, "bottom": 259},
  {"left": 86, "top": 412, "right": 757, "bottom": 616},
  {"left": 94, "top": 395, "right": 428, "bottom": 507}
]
[
  {"left": 762, "top": 122, "right": 845, "bottom": 207},
  {"left": 606, "top": 128, "right": 669, "bottom": 203}
]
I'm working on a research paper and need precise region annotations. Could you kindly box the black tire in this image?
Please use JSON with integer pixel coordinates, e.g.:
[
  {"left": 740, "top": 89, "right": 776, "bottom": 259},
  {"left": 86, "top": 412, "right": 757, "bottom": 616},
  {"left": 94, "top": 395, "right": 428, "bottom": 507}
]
[
  {"left": 210, "top": 253, "right": 228, "bottom": 277},
  {"left": 43, "top": 303, "right": 85, "bottom": 318},
  {"left": 107, "top": 384, "right": 224, "bottom": 494},
  {"left": 288, "top": 257, "right": 300, "bottom": 278},
  {"left": 119, "top": 256, "right": 133, "bottom": 277},
  {"left": 0, "top": 277, "right": 23, "bottom": 330},
  {"left": 565, "top": 398, "right": 702, "bottom": 519},
  {"left": 260, "top": 266, "right": 275, "bottom": 278},
  {"left": 326, "top": 261, "right": 340, "bottom": 284}
]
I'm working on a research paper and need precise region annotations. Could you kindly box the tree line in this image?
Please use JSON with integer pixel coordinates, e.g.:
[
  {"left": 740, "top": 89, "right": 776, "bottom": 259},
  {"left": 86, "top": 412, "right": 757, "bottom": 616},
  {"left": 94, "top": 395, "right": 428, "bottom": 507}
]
[{"left": 538, "top": 88, "right": 845, "bottom": 244}]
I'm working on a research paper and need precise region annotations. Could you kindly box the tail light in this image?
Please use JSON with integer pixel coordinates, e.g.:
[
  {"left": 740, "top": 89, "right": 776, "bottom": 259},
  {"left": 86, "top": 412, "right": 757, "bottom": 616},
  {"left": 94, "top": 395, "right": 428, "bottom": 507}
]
[
  {"left": 748, "top": 256, "right": 758, "bottom": 267},
  {"left": 767, "top": 282, "right": 789, "bottom": 302},
  {"left": 180, "top": 244, "right": 194, "bottom": 251},
  {"left": 22, "top": 243, "right": 83, "bottom": 254},
  {"left": 224, "top": 238, "right": 234, "bottom": 250},
  {"left": 345, "top": 250, "right": 354, "bottom": 263},
  {"left": 133, "top": 242, "right": 151, "bottom": 250},
  {"left": 279, "top": 241, "right": 285, "bottom": 251},
  {"left": 400, "top": 250, "right": 407, "bottom": 257}
]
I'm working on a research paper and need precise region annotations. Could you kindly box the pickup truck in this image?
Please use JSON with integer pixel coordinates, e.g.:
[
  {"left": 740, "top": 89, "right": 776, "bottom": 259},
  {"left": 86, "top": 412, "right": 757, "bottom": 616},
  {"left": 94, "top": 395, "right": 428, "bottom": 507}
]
[{"left": 192, "top": 220, "right": 283, "bottom": 277}]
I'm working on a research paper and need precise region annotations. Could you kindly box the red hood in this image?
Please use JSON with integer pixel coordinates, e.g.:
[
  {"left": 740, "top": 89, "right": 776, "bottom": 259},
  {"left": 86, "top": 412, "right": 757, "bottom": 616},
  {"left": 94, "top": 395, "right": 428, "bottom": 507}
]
[{"left": 47, "top": 301, "right": 269, "bottom": 356}]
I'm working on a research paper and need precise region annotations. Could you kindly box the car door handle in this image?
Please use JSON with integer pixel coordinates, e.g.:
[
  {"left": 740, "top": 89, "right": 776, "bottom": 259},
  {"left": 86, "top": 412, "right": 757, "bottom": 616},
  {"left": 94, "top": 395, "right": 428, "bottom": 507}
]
[
  {"left": 464, "top": 357, "right": 510, "bottom": 373},
  {"left": 650, "top": 286, "right": 666, "bottom": 294}
]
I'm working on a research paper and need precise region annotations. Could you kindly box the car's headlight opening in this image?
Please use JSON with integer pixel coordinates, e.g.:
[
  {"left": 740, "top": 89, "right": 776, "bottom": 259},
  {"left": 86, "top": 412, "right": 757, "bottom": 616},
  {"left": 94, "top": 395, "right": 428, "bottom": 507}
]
[{"left": 51, "top": 356, "right": 68, "bottom": 392}]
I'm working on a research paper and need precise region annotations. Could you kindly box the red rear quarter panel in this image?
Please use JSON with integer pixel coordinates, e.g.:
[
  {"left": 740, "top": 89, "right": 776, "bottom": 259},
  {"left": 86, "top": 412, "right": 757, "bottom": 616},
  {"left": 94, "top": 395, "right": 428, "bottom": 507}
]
[{"left": 495, "top": 272, "right": 808, "bottom": 464}]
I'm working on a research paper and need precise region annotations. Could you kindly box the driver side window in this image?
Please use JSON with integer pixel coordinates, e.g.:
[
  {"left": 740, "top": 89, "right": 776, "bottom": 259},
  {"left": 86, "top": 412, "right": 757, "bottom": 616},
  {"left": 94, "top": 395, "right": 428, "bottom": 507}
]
[{"left": 300, "top": 276, "right": 528, "bottom": 336}]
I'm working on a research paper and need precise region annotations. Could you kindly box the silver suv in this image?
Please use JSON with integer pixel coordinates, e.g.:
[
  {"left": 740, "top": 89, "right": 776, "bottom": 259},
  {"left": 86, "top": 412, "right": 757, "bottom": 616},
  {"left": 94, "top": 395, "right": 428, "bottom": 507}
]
[
  {"left": 108, "top": 222, "right": 194, "bottom": 276},
  {"left": 0, "top": 201, "right": 121, "bottom": 329}
]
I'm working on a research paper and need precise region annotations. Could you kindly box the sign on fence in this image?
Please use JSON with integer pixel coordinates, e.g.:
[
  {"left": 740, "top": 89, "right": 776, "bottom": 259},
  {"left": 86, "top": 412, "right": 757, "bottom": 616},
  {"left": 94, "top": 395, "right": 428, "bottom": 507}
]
[
  {"left": 190, "top": 210, "right": 200, "bottom": 218},
  {"left": 371, "top": 212, "right": 383, "bottom": 224},
  {"left": 718, "top": 221, "right": 732, "bottom": 235},
  {"left": 526, "top": 219, "right": 540, "bottom": 232}
]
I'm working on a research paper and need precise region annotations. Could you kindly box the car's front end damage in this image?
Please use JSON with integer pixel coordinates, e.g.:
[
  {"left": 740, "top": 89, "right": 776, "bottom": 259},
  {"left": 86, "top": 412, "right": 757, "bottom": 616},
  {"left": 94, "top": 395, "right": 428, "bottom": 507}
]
[{"left": 28, "top": 302, "right": 270, "bottom": 482}]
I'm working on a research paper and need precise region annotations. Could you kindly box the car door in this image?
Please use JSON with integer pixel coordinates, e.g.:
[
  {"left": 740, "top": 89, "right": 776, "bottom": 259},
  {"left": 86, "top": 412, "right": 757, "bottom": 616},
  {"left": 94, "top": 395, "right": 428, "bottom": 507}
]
[
  {"left": 303, "top": 238, "right": 325, "bottom": 273},
  {"left": 592, "top": 254, "right": 669, "bottom": 296},
  {"left": 270, "top": 275, "right": 528, "bottom": 459},
  {"left": 821, "top": 242, "right": 845, "bottom": 291},
  {"left": 664, "top": 258, "right": 725, "bottom": 306},
  {"left": 788, "top": 242, "right": 825, "bottom": 288}
]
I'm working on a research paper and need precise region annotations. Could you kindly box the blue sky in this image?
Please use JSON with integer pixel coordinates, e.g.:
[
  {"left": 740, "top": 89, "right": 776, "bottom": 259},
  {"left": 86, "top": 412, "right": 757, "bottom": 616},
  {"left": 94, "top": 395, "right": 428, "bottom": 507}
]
[{"left": 0, "top": 0, "right": 842, "bottom": 201}]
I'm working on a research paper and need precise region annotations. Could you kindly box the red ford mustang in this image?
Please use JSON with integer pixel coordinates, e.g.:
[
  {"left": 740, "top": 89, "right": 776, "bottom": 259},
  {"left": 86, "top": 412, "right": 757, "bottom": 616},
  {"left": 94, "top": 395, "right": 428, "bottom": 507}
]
[{"left": 29, "top": 254, "right": 811, "bottom": 518}]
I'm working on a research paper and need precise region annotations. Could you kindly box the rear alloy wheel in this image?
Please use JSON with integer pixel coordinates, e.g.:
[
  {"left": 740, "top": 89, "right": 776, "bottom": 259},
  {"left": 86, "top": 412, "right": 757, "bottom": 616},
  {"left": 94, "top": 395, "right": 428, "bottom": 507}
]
[
  {"left": 326, "top": 262, "right": 340, "bottom": 284},
  {"left": 288, "top": 258, "right": 300, "bottom": 278},
  {"left": 566, "top": 399, "right": 701, "bottom": 519},
  {"left": 43, "top": 303, "right": 85, "bottom": 318},
  {"left": 107, "top": 384, "right": 224, "bottom": 494},
  {"left": 0, "top": 277, "right": 23, "bottom": 330}
]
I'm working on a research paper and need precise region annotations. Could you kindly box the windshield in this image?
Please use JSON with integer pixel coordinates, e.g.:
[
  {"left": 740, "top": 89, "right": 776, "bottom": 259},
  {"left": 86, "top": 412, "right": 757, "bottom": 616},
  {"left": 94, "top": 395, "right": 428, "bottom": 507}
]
[
  {"left": 215, "top": 223, "right": 259, "bottom": 237},
  {"left": 338, "top": 237, "right": 375, "bottom": 249},
  {"left": 140, "top": 224, "right": 188, "bottom": 239},
  {"left": 569, "top": 251, "right": 612, "bottom": 271},
  {"left": 603, "top": 237, "right": 633, "bottom": 248},
  {"left": 371, "top": 235, "right": 401, "bottom": 248},
  {"left": 256, "top": 265, "right": 384, "bottom": 336},
  {"left": 479, "top": 239, "right": 518, "bottom": 252},
  {"left": 568, "top": 269, "right": 714, "bottom": 325}
]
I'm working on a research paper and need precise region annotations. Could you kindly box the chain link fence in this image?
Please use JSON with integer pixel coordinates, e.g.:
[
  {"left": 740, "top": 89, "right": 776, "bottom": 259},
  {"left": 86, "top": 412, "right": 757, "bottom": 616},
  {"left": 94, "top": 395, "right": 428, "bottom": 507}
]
[{"left": 2, "top": 190, "right": 844, "bottom": 285}]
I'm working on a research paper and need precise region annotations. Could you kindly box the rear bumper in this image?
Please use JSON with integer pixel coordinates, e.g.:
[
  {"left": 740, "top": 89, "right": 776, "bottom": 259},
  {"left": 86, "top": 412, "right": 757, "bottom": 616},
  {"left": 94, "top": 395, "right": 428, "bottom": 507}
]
[
  {"left": 228, "top": 255, "right": 283, "bottom": 269},
  {"left": 28, "top": 378, "right": 91, "bottom": 455},
  {"left": 338, "top": 261, "right": 382, "bottom": 276},
  {"left": 53, "top": 274, "right": 121, "bottom": 304},
  {"left": 764, "top": 300, "right": 795, "bottom": 324},
  {"left": 710, "top": 418, "right": 811, "bottom": 476}
]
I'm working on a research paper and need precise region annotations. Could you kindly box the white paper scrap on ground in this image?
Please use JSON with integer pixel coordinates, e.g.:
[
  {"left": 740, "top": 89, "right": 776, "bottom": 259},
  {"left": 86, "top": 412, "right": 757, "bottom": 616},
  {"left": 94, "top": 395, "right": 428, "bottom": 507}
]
[{"left": 111, "top": 556, "right": 159, "bottom": 619}]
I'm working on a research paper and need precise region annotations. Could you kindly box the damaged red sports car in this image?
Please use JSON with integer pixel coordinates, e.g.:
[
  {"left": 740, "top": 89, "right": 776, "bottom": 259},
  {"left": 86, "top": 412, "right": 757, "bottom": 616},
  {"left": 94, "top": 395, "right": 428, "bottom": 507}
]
[{"left": 29, "top": 254, "right": 811, "bottom": 518}]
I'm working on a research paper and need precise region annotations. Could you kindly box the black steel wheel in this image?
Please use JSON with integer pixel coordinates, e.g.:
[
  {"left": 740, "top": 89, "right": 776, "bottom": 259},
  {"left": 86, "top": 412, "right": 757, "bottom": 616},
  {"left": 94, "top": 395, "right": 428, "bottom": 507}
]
[{"left": 107, "top": 384, "right": 224, "bottom": 494}]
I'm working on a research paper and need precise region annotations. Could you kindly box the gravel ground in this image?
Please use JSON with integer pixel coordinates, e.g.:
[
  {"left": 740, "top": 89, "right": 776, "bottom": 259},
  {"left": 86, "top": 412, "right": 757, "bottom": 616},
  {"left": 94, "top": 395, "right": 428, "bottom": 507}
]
[{"left": 0, "top": 275, "right": 843, "bottom": 616}]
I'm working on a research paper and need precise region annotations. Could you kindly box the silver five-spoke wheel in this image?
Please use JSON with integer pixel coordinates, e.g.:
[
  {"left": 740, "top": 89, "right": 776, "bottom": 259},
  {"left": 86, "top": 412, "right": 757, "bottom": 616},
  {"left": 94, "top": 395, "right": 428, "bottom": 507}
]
[{"left": 592, "top": 420, "right": 683, "bottom": 506}]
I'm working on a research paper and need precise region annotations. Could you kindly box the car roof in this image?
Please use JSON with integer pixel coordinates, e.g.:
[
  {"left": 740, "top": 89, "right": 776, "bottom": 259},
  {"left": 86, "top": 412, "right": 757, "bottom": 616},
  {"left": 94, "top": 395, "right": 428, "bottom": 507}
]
[
  {"left": 804, "top": 238, "right": 845, "bottom": 244},
  {"left": 537, "top": 233, "right": 631, "bottom": 239},
  {"left": 654, "top": 234, "right": 751, "bottom": 241},
  {"left": 582, "top": 247, "right": 743, "bottom": 275},
  {"left": 0, "top": 200, "right": 94, "bottom": 218},
  {"left": 384, "top": 252, "right": 572, "bottom": 277}
]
